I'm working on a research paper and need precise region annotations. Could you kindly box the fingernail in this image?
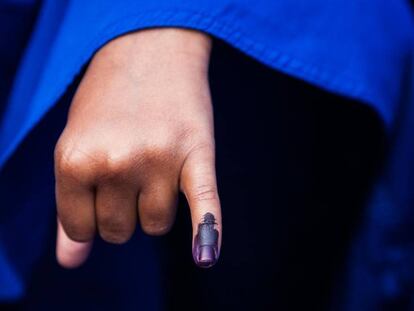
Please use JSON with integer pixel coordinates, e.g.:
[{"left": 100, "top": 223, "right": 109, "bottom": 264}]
[{"left": 193, "top": 212, "right": 219, "bottom": 268}]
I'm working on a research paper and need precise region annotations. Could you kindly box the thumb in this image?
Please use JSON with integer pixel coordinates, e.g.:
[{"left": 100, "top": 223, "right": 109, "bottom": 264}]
[
  {"left": 180, "top": 143, "right": 222, "bottom": 268},
  {"left": 56, "top": 218, "right": 93, "bottom": 268}
]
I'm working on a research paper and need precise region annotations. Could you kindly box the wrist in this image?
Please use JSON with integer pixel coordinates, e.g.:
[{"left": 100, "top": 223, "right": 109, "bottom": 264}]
[{"left": 92, "top": 28, "right": 212, "bottom": 79}]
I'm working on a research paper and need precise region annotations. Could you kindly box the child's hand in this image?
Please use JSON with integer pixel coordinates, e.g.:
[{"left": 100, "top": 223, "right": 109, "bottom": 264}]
[{"left": 54, "top": 28, "right": 222, "bottom": 269}]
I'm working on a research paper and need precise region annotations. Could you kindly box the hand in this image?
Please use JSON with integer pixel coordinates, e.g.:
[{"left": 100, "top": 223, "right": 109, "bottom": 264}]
[{"left": 54, "top": 28, "right": 222, "bottom": 268}]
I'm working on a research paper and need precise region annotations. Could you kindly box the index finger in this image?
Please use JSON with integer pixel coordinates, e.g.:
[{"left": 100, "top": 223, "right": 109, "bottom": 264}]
[{"left": 180, "top": 144, "right": 222, "bottom": 268}]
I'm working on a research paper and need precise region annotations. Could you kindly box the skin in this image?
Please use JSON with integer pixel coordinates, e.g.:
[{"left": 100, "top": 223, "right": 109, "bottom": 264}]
[{"left": 54, "top": 28, "right": 222, "bottom": 268}]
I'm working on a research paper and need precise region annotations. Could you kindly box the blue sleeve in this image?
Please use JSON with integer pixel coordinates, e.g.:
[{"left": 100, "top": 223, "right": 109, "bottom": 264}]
[{"left": 1, "top": 0, "right": 413, "bottom": 167}]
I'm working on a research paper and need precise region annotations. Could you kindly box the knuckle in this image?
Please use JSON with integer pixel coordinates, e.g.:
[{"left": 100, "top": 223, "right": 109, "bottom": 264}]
[
  {"left": 190, "top": 184, "right": 219, "bottom": 202},
  {"left": 62, "top": 222, "right": 94, "bottom": 242},
  {"left": 55, "top": 141, "right": 135, "bottom": 182},
  {"left": 142, "top": 142, "right": 173, "bottom": 160},
  {"left": 55, "top": 144, "right": 96, "bottom": 180},
  {"left": 100, "top": 153, "right": 132, "bottom": 179},
  {"left": 141, "top": 221, "right": 172, "bottom": 236},
  {"left": 100, "top": 230, "right": 132, "bottom": 244},
  {"left": 137, "top": 143, "right": 178, "bottom": 170},
  {"left": 98, "top": 215, "right": 133, "bottom": 244}
]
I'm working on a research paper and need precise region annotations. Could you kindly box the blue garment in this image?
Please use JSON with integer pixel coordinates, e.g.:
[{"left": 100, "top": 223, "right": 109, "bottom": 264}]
[{"left": 0, "top": 0, "right": 413, "bottom": 309}]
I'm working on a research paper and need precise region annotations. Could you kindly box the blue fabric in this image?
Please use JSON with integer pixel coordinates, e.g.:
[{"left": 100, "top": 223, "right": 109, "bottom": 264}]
[{"left": 0, "top": 0, "right": 413, "bottom": 308}]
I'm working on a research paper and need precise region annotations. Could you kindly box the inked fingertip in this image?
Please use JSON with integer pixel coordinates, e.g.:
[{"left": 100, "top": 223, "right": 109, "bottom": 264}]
[{"left": 192, "top": 212, "right": 220, "bottom": 268}]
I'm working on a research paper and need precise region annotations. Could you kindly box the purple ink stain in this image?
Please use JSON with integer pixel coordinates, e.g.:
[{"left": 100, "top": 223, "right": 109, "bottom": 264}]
[{"left": 193, "top": 212, "right": 219, "bottom": 268}]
